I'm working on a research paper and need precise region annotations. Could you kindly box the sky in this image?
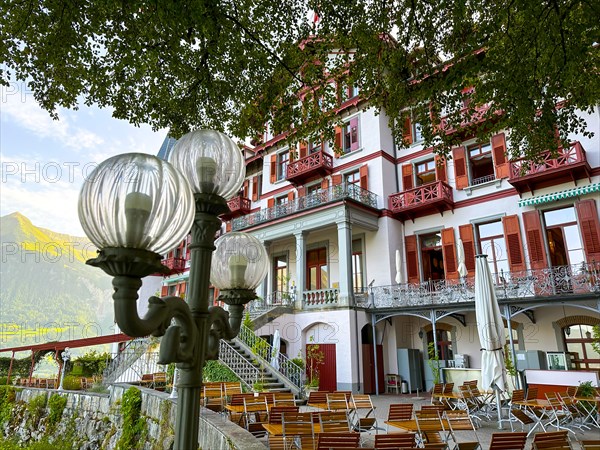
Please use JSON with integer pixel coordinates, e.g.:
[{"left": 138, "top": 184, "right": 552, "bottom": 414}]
[{"left": 0, "top": 80, "right": 168, "bottom": 236}]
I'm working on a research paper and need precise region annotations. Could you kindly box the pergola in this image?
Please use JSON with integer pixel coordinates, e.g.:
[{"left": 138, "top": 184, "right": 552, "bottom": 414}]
[{"left": 1, "top": 333, "right": 132, "bottom": 386}]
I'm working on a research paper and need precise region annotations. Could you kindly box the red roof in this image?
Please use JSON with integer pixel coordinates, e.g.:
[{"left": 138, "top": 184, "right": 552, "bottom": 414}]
[{"left": 0, "top": 333, "right": 132, "bottom": 354}]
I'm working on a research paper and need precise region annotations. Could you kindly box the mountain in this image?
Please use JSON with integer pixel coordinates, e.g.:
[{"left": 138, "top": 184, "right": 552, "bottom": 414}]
[{"left": 0, "top": 212, "right": 115, "bottom": 348}]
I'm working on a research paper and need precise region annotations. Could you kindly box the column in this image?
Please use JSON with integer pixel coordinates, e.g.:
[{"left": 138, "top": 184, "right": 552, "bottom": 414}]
[
  {"left": 294, "top": 231, "right": 306, "bottom": 310},
  {"left": 336, "top": 219, "right": 353, "bottom": 307},
  {"left": 260, "top": 240, "right": 271, "bottom": 304}
]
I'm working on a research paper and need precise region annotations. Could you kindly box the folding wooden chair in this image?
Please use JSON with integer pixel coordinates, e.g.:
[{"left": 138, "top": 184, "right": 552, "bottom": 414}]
[
  {"left": 274, "top": 392, "right": 297, "bottom": 406},
  {"left": 532, "top": 430, "right": 573, "bottom": 449},
  {"left": 243, "top": 395, "right": 269, "bottom": 437},
  {"left": 374, "top": 432, "right": 417, "bottom": 449},
  {"left": 444, "top": 410, "right": 481, "bottom": 450},
  {"left": 432, "top": 383, "right": 445, "bottom": 405},
  {"left": 282, "top": 412, "right": 315, "bottom": 450},
  {"left": 269, "top": 406, "right": 300, "bottom": 424},
  {"left": 350, "top": 394, "right": 380, "bottom": 433},
  {"left": 545, "top": 392, "right": 575, "bottom": 433},
  {"left": 526, "top": 387, "right": 538, "bottom": 400},
  {"left": 414, "top": 410, "right": 447, "bottom": 449},
  {"left": 326, "top": 392, "right": 349, "bottom": 411},
  {"left": 307, "top": 391, "right": 329, "bottom": 410},
  {"left": 488, "top": 432, "right": 527, "bottom": 450},
  {"left": 581, "top": 440, "right": 600, "bottom": 450},
  {"left": 318, "top": 410, "right": 350, "bottom": 433},
  {"left": 202, "top": 383, "right": 224, "bottom": 413},
  {"left": 387, "top": 403, "right": 414, "bottom": 431},
  {"left": 315, "top": 431, "right": 360, "bottom": 449},
  {"left": 509, "top": 408, "right": 545, "bottom": 436}
]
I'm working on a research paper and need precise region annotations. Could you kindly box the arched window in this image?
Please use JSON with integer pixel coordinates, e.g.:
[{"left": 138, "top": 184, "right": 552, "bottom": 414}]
[
  {"left": 426, "top": 329, "right": 453, "bottom": 361},
  {"left": 563, "top": 324, "right": 599, "bottom": 370}
]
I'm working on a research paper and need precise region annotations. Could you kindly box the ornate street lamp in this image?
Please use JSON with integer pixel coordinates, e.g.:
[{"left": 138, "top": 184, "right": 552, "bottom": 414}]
[
  {"left": 78, "top": 130, "right": 268, "bottom": 450},
  {"left": 58, "top": 347, "right": 71, "bottom": 390}
]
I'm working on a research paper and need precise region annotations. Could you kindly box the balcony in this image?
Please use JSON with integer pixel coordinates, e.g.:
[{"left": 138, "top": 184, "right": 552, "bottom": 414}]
[
  {"left": 357, "top": 262, "right": 599, "bottom": 310},
  {"left": 388, "top": 181, "right": 454, "bottom": 221},
  {"left": 221, "top": 195, "right": 251, "bottom": 220},
  {"left": 286, "top": 150, "right": 333, "bottom": 185},
  {"left": 161, "top": 257, "right": 187, "bottom": 275},
  {"left": 231, "top": 183, "right": 378, "bottom": 231},
  {"left": 508, "top": 142, "right": 592, "bottom": 194}
]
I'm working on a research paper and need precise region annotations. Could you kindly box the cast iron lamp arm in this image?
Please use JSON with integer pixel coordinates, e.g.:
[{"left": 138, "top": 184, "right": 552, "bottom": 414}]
[{"left": 111, "top": 275, "right": 198, "bottom": 365}]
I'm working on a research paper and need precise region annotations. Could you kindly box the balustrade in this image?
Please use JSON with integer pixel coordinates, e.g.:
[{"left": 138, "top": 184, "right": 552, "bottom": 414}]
[{"left": 303, "top": 288, "right": 340, "bottom": 308}]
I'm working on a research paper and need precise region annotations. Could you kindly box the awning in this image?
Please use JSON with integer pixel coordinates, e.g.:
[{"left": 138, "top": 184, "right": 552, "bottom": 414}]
[{"left": 518, "top": 183, "right": 600, "bottom": 207}]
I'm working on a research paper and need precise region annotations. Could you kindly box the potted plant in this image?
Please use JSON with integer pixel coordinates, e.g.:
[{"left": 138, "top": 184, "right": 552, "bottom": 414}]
[
  {"left": 305, "top": 337, "right": 324, "bottom": 392},
  {"left": 427, "top": 341, "right": 441, "bottom": 386}
]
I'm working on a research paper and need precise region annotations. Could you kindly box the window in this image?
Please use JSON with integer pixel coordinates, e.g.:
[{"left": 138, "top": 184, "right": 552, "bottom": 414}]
[
  {"left": 543, "top": 206, "right": 585, "bottom": 267},
  {"left": 306, "top": 184, "right": 320, "bottom": 195},
  {"left": 276, "top": 151, "right": 289, "bottom": 181},
  {"left": 273, "top": 254, "right": 289, "bottom": 294},
  {"left": 413, "top": 121, "right": 423, "bottom": 143},
  {"left": 427, "top": 329, "right": 453, "bottom": 361},
  {"left": 467, "top": 142, "right": 494, "bottom": 185},
  {"left": 344, "top": 170, "right": 360, "bottom": 186},
  {"left": 352, "top": 239, "right": 365, "bottom": 293},
  {"left": 563, "top": 324, "right": 600, "bottom": 370},
  {"left": 307, "top": 247, "right": 328, "bottom": 290},
  {"left": 339, "top": 81, "right": 359, "bottom": 103},
  {"left": 415, "top": 159, "right": 436, "bottom": 186},
  {"left": 308, "top": 140, "right": 322, "bottom": 154},
  {"left": 420, "top": 232, "right": 444, "bottom": 281},
  {"left": 476, "top": 220, "right": 509, "bottom": 280},
  {"left": 340, "top": 118, "right": 359, "bottom": 153}
]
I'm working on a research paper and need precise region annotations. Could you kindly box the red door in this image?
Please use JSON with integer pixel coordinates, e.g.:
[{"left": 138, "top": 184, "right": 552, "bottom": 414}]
[
  {"left": 362, "top": 344, "right": 384, "bottom": 394},
  {"left": 307, "top": 343, "right": 337, "bottom": 391},
  {"left": 306, "top": 248, "right": 328, "bottom": 290}
]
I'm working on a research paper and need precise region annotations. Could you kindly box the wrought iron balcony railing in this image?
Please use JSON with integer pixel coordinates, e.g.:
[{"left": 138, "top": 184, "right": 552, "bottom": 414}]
[
  {"left": 358, "top": 262, "right": 599, "bottom": 309},
  {"left": 231, "top": 183, "right": 378, "bottom": 230},
  {"left": 388, "top": 180, "right": 454, "bottom": 219}
]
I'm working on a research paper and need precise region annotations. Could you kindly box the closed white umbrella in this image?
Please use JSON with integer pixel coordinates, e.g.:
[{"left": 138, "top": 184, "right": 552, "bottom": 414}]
[
  {"left": 474, "top": 254, "right": 507, "bottom": 428},
  {"left": 271, "top": 329, "right": 281, "bottom": 370},
  {"left": 457, "top": 238, "right": 468, "bottom": 279},
  {"left": 395, "top": 249, "right": 403, "bottom": 284}
]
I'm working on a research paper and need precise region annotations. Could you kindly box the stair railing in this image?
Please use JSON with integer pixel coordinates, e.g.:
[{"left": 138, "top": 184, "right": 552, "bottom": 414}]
[
  {"left": 103, "top": 337, "right": 152, "bottom": 384},
  {"left": 237, "top": 324, "right": 304, "bottom": 391},
  {"left": 218, "top": 340, "right": 260, "bottom": 390}
]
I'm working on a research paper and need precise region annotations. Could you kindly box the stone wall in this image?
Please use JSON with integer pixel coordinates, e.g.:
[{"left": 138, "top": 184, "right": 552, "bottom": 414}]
[{"left": 4, "top": 385, "right": 267, "bottom": 450}]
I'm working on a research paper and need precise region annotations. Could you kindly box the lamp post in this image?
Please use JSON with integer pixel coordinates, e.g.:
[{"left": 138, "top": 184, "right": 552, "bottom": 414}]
[
  {"left": 78, "top": 129, "right": 268, "bottom": 450},
  {"left": 58, "top": 347, "right": 71, "bottom": 390}
]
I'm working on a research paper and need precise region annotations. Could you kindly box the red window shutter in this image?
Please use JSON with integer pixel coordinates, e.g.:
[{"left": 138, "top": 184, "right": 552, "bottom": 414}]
[
  {"left": 297, "top": 186, "right": 305, "bottom": 197},
  {"left": 453, "top": 146, "right": 468, "bottom": 189},
  {"left": 359, "top": 165, "right": 369, "bottom": 191},
  {"left": 576, "top": 199, "right": 600, "bottom": 262},
  {"left": 435, "top": 155, "right": 447, "bottom": 183},
  {"left": 491, "top": 132, "right": 509, "bottom": 179},
  {"left": 334, "top": 126, "right": 342, "bottom": 155},
  {"left": 405, "top": 235, "right": 419, "bottom": 283},
  {"left": 321, "top": 178, "right": 329, "bottom": 190},
  {"left": 252, "top": 176, "right": 259, "bottom": 201},
  {"left": 267, "top": 197, "right": 275, "bottom": 208},
  {"left": 441, "top": 228, "right": 459, "bottom": 279},
  {"left": 287, "top": 191, "right": 294, "bottom": 202},
  {"left": 161, "top": 285, "right": 168, "bottom": 296},
  {"left": 458, "top": 224, "right": 476, "bottom": 276},
  {"left": 299, "top": 141, "right": 308, "bottom": 158},
  {"left": 402, "top": 116, "right": 413, "bottom": 145},
  {"left": 331, "top": 174, "right": 342, "bottom": 185},
  {"left": 270, "top": 154, "right": 277, "bottom": 183},
  {"left": 242, "top": 180, "right": 249, "bottom": 198},
  {"left": 521, "top": 211, "right": 548, "bottom": 270},
  {"left": 402, "top": 164, "right": 413, "bottom": 190},
  {"left": 502, "top": 214, "right": 528, "bottom": 272},
  {"left": 349, "top": 117, "right": 359, "bottom": 151},
  {"left": 225, "top": 221, "right": 232, "bottom": 232},
  {"left": 180, "top": 282, "right": 186, "bottom": 294}
]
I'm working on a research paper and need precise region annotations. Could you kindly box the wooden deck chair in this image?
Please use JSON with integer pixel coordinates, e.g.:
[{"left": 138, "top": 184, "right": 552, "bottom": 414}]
[
  {"left": 315, "top": 431, "right": 360, "bottom": 449},
  {"left": 282, "top": 412, "right": 315, "bottom": 450},
  {"left": 326, "top": 392, "right": 349, "bottom": 411},
  {"left": 387, "top": 403, "right": 414, "bottom": 431},
  {"left": 488, "top": 432, "right": 527, "bottom": 450},
  {"left": 581, "top": 440, "right": 600, "bottom": 450},
  {"left": 269, "top": 406, "right": 300, "bottom": 424},
  {"left": 202, "top": 384, "right": 224, "bottom": 413},
  {"left": 274, "top": 392, "right": 296, "bottom": 406},
  {"left": 374, "top": 432, "right": 417, "bottom": 449},
  {"left": 444, "top": 410, "right": 481, "bottom": 450},
  {"left": 350, "top": 394, "right": 380, "bottom": 433},
  {"left": 532, "top": 430, "right": 573, "bottom": 449},
  {"left": 318, "top": 410, "right": 350, "bottom": 433},
  {"left": 414, "top": 410, "right": 447, "bottom": 449}
]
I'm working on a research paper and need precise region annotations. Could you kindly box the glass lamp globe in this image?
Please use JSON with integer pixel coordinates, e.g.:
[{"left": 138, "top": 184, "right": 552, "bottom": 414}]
[
  {"left": 167, "top": 129, "right": 245, "bottom": 199},
  {"left": 78, "top": 153, "right": 195, "bottom": 255},
  {"left": 210, "top": 232, "right": 268, "bottom": 290}
]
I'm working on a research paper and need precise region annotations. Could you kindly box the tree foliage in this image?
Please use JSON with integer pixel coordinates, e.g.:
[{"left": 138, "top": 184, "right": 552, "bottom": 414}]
[{"left": 1, "top": 0, "right": 598, "bottom": 159}]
